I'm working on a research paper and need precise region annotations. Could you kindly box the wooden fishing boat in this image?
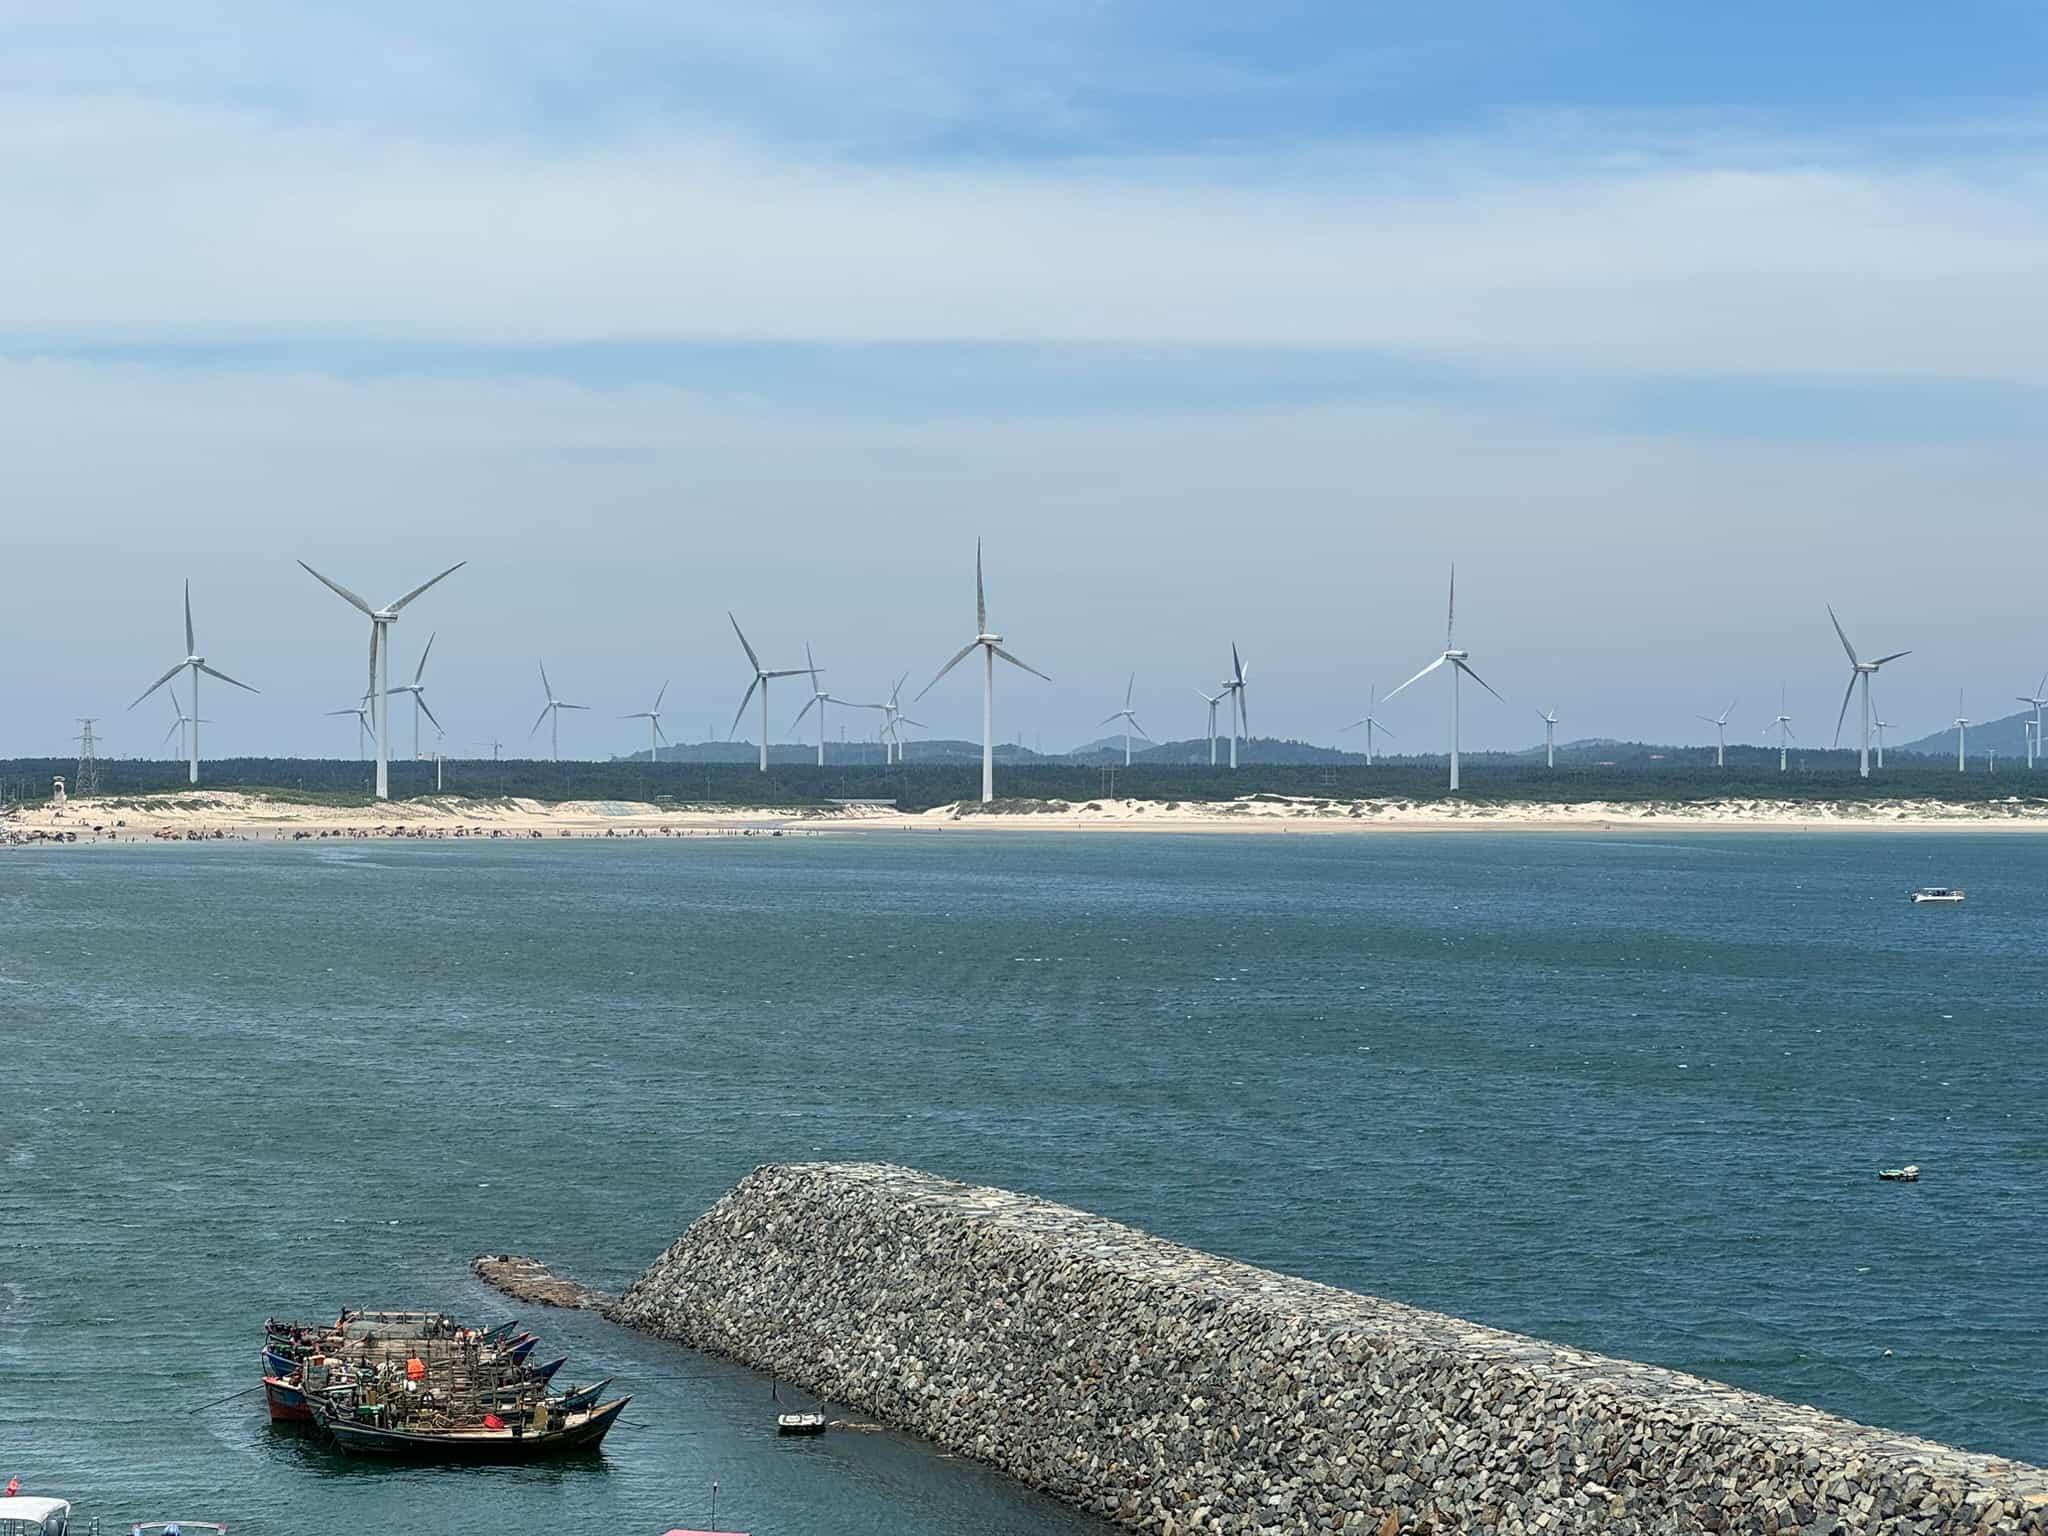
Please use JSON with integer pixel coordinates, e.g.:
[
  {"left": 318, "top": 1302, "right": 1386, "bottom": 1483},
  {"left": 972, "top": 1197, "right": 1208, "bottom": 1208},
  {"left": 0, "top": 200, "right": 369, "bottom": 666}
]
[
  {"left": 314, "top": 1395, "right": 631, "bottom": 1461},
  {"left": 558, "top": 1377, "right": 613, "bottom": 1413}
]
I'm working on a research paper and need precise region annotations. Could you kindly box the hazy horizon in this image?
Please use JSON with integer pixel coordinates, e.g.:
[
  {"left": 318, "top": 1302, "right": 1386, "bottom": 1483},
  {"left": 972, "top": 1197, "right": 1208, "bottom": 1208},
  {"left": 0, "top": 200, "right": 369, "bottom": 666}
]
[{"left": 8, "top": 4, "right": 2048, "bottom": 760}]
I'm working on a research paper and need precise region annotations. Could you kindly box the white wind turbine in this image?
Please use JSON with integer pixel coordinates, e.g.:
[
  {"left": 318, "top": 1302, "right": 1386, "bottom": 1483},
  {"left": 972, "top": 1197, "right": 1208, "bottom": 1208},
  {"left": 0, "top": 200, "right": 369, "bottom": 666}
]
[
  {"left": 875, "top": 673, "right": 923, "bottom": 764},
  {"left": 1828, "top": 605, "right": 1909, "bottom": 779},
  {"left": 129, "top": 580, "right": 258, "bottom": 785},
  {"left": 1384, "top": 566, "right": 1504, "bottom": 792},
  {"left": 386, "top": 632, "right": 444, "bottom": 762},
  {"left": 1872, "top": 713, "right": 1890, "bottom": 770},
  {"left": 1340, "top": 685, "right": 1396, "bottom": 766},
  {"left": 622, "top": 681, "right": 670, "bottom": 763},
  {"left": 917, "top": 540, "right": 1049, "bottom": 804},
  {"left": 1697, "top": 699, "right": 1737, "bottom": 768},
  {"left": 1536, "top": 707, "right": 1558, "bottom": 769},
  {"left": 1100, "top": 674, "right": 1150, "bottom": 766},
  {"left": 1953, "top": 690, "right": 1970, "bottom": 772},
  {"left": 529, "top": 662, "right": 588, "bottom": 762},
  {"left": 2016, "top": 673, "right": 2047, "bottom": 771},
  {"left": 162, "top": 687, "right": 203, "bottom": 764},
  {"left": 1220, "top": 646, "right": 1249, "bottom": 769},
  {"left": 1770, "top": 686, "right": 1795, "bottom": 772},
  {"left": 325, "top": 696, "right": 376, "bottom": 760},
  {"left": 1195, "top": 688, "right": 1223, "bottom": 767},
  {"left": 298, "top": 560, "right": 465, "bottom": 799},
  {"left": 727, "top": 614, "right": 815, "bottom": 772},
  {"left": 791, "top": 646, "right": 866, "bottom": 766}
]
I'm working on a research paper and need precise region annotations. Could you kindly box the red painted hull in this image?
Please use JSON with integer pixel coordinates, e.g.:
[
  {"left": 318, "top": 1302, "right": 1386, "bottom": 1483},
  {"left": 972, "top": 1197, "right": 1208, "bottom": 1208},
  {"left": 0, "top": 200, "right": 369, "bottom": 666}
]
[{"left": 265, "top": 1375, "right": 314, "bottom": 1422}]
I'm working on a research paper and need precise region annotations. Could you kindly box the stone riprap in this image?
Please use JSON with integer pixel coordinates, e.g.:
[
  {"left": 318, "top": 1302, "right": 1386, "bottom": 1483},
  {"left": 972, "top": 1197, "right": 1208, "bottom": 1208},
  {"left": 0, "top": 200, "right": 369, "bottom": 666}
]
[{"left": 610, "top": 1162, "right": 2048, "bottom": 1534}]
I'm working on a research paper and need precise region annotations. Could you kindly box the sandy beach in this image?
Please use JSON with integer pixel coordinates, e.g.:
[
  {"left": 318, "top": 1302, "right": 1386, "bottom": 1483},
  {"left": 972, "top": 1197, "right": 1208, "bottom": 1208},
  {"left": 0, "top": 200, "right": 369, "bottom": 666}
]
[{"left": 8, "top": 789, "right": 2048, "bottom": 845}]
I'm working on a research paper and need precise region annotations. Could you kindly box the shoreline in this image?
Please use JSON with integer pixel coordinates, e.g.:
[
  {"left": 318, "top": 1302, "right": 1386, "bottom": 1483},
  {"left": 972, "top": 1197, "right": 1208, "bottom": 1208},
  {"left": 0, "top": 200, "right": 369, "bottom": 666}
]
[{"left": 8, "top": 789, "right": 2048, "bottom": 844}]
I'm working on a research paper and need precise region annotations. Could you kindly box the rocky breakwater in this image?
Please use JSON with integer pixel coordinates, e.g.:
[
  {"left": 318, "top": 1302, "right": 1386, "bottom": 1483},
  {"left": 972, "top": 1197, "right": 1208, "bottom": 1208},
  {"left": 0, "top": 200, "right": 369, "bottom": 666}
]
[{"left": 613, "top": 1162, "right": 2048, "bottom": 1534}]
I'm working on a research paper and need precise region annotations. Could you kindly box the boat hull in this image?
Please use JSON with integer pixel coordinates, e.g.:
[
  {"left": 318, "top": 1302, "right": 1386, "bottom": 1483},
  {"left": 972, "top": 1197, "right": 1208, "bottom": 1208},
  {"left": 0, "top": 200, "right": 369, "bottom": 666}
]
[
  {"left": 317, "top": 1398, "right": 630, "bottom": 1462},
  {"left": 264, "top": 1375, "right": 315, "bottom": 1423}
]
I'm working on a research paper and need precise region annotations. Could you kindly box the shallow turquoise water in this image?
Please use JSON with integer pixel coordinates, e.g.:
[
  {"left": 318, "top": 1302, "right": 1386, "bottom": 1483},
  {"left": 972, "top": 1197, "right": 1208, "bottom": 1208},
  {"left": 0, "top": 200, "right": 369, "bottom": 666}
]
[{"left": 3, "top": 830, "right": 2044, "bottom": 1532}]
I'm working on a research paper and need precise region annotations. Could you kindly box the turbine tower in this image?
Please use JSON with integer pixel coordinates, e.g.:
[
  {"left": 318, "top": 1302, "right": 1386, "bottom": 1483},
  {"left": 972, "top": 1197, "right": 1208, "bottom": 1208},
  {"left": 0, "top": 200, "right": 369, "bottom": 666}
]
[
  {"left": 1220, "top": 646, "right": 1248, "bottom": 769},
  {"left": 386, "top": 632, "right": 443, "bottom": 761},
  {"left": 1384, "top": 566, "right": 1504, "bottom": 792},
  {"left": 727, "top": 614, "right": 814, "bottom": 772},
  {"left": 2016, "top": 673, "right": 2047, "bottom": 771},
  {"left": 529, "top": 662, "right": 588, "bottom": 762},
  {"left": 622, "top": 681, "right": 670, "bottom": 764},
  {"left": 1953, "top": 691, "right": 1969, "bottom": 772},
  {"left": 129, "top": 579, "right": 258, "bottom": 785},
  {"left": 1536, "top": 708, "right": 1558, "bottom": 769},
  {"left": 298, "top": 559, "right": 464, "bottom": 799},
  {"left": 326, "top": 696, "right": 376, "bottom": 760},
  {"left": 917, "top": 539, "right": 1049, "bottom": 803},
  {"left": 1340, "top": 685, "right": 1396, "bottom": 766},
  {"left": 1697, "top": 699, "right": 1737, "bottom": 768},
  {"left": 1100, "top": 674, "right": 1150, "bottom": 767},
  {"left": 1770, "top": 686, "right": 1795, "bottom": 772},
  {"left": 1195, "top": 689, "right": 1223, "bottom": 767},
  {"left": 1827, "top": 605, "right": 1909, "bottom": 779},
  {"left": 1872, "top": 714, "right": 1890, "bottom": 770}
]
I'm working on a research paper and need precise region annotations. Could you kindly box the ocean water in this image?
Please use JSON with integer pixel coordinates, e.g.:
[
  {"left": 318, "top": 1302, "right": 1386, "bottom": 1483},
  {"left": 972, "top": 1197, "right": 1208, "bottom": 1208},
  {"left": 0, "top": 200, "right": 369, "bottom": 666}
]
[{"left": 2, "top": 829, "right": 2044, "bottom": 1534}]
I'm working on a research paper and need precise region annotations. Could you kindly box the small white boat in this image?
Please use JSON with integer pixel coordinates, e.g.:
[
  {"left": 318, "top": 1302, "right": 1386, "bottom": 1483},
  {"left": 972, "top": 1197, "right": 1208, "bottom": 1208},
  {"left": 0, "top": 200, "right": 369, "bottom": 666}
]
[
  {"left": 775, "top": 1411, "right": 827, "bottom": 1436},
  {"left": 1910, "top": 888, "right": 1965, "bottom": 904},
  {"left": 1878, "top": 1164, "right": 1921, "bottom": 1182},
  {"left": 0, "top": 1495, "right": 73, "bottom": 1536}
]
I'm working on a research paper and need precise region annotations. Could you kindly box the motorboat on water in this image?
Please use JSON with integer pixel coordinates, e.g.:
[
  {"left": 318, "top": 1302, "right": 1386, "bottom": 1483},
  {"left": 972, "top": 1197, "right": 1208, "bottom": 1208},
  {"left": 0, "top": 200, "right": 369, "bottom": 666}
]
[
  {"left": 0, "top": 1495, "right": 73, "bottom": 1536},
  {"left": 1910, "top": 887, "right": 1965, "bottom": 903},
  {"left": 1879, "top": 1164, "right": 1921, "bottom": 1182},
  {"left": 775, "top": 1411, "right": 827, "bottom": 1436},
  {"left": 129, "top": 1524, "right": 229, "bottom": 1535}
]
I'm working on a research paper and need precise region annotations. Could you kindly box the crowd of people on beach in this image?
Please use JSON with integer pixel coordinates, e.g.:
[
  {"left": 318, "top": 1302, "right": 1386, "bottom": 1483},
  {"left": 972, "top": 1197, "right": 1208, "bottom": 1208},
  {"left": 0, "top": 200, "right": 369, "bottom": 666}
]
[{"left": 1, "top": 817, "right": 815, "bottom": 847}]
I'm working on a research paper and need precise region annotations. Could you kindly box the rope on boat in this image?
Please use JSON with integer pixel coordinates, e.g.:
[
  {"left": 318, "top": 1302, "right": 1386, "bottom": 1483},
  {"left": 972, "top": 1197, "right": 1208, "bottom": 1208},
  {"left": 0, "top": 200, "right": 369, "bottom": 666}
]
[{"left": 187, "top": 1383, "right": 266, "bottom": 1414}]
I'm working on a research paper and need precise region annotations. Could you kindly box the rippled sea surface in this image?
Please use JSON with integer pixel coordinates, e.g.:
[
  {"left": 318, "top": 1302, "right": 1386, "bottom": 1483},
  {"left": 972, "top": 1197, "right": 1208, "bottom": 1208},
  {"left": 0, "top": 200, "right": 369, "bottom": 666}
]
[{"left": 4, "top": 830, "right": 2045, "bottom": 1532}]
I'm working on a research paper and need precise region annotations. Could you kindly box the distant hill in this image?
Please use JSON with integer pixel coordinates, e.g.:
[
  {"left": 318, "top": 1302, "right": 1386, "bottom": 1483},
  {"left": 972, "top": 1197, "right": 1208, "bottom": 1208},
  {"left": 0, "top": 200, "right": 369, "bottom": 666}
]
[{"left": 1896, "top": 708, "right": 2038, "bottom": 763}]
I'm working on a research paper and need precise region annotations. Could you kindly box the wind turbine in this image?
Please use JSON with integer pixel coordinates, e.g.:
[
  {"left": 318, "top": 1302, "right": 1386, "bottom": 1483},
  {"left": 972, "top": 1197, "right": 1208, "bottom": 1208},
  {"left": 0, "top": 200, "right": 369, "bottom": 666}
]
[
  {"left": 1827, "top": 605, "right": 1909, "bottom": 779},
  {"left": 791, "top": 647, "right": 865, "bottom": 767},
  {"left": 1697, "top": 699, "right": 1737, "bottom": 768},
  {"left": 1195, "top": 688, "right": 1223, "bottom": 767},
  {"left": 1384, "top": 566, "right": 1504, "bottom": 792},
  {"left": 1770, "top": 685, "right": 1795, "bottom": 772},
  {"left": 727, "top": 614, "right": 814, "bottom": 772},
  {"left": 622, "top": 681, "right": 669, "bottom": 764},
  {"left": 129, "top": 579, "right": 258, "bottom": 785},
  {"left": 162, "top": 687, "right": 201, "bottom": 763},
  {"left": 1536, "top": 708, "right": 1558, "bottom": 769},
  {"left": 298, "top": 559, "right": 464, "bottom": 799},
  {"left": 917, "top": 540, "right": 1049, "bottom": 803},
  {"left": 386, "top": 632, "right": 444, "bottom": 762},
  {"left": 1873, "top": 713, "right": 1890, "bottom": 770},
  {"left": 1340, "top": 685, "right": 1396, "bottom": 766},
  {"left": 529, "top": 662, "right": 588, "bottom": 762},
  {"left": 326, "top": 696, "right": 376, "bottom": 760},
  {"left": 1953, "top": 690, "right": 1969, "bottom": 772},
  {"left": 1100, "top": 674, "right": 1150, "bottom": 767},
  {"left": 875, "top": 673, "right": 922, "bottom": 764},
  {"left": 2016, "top": 673, "right": 2047, "bottom": 770},
  {"left": 1220, "top": 646, "right": 1249, "bottom": 769}
]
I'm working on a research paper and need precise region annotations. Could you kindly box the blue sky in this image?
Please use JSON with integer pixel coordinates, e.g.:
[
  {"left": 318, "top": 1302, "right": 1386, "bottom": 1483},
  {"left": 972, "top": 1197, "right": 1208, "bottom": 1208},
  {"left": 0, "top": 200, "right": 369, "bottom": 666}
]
[{"left": 4, "top": 3, "right": 2046, "bottom": 759}]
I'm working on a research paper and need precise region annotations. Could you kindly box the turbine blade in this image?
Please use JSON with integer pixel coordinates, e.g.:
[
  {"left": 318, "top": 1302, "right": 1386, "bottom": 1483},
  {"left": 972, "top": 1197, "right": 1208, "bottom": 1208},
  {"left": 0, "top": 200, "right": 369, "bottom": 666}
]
[
  {"left": 916, "top": 640, "right": 980, "bottom": 701},
  {"left": 1124, "top": 672, "right": 1134, "bottom": 708},
  {"left": 414, "top": 632, "right": 436, "bottom": 684},
  {"left": 1826, "top": 604, "right": 1860, "bottom": 667},
  {"left": 417, "top": 696, "right": 443, "bottom": 731},
  {"left": 791, "top": 696, "right": 819, "bottom": 729},
  {"left": 1340, "top": 719, "right": 1365, "bottom": 732},
  {"left": 560, "top": 703, "right": 589, "bottom": 711},
  {"left": 728, "top": 612, "right": 761, "bottom": 673},
  {"left": 1378, "top": 721, "right": 1397, "bottom": 738},
  {"left": 1455, "top": 660, "right": 1505, "bottom": 703},
  {"left": 1869, "top": 650, "right": 1911, "bottom": 667},
  {"left": 530, "top": 704, "right": 552, "bottom": 737},
  {"left": 1099, "top": 712, "right": 1122, "bottom": 727},
  {"left": 1131, "top": 718, "right": 1151, "bottom": 740},
  {"left": 990, "top": 645, "right": 1050, "bottom": 682},
  {"left": 388, "top": 561, "right": 466, "bottom": 613},
  {"left": 654, "top": 720, "right": 669, "bottom": 745},
  {"left": 1445, "top": 564, "right": 1456, "bottom": 650},
  {"left": 654, "top": 679, "right": 668, "bottom": 711},
  {"left": 1382, "top": 654, "right": 1446, "bottom": 702},
  {"left": 298, "top": 560, "right": 376, "bottom": 616},
  {"left": 728, "top": 677, "right": 760, "bottom": 739},
  {"left": 130, "top": 661, "right": 185, "bottom": 709},
  {"left": 199, "top": 663, "right": 258, "bottom": 694},
  {"left": 1231, "top": 642, "right": 1244, "bottom": 686},
  {"left": 162, "top": 718, "right": 182, "bottom": 746},
  {"left": 900, "top": 716, "right": 926, "bottom": 728},
  {"left": 1832, "top": 673, "right": 1857, "bottom": 746},
  {"left": 184, "top": 578, "right": 195, "bottom": 655},
  {"left": 976, "top": 539, "right": 986, "bottom": 634}
]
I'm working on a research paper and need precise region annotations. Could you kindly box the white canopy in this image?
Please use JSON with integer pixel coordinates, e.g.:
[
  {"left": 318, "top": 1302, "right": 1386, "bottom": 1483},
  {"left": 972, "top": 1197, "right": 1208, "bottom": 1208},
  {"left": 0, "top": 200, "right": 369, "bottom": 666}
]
[{"left": 0, "top": 1496, "right": 71, "bottom": 1522}]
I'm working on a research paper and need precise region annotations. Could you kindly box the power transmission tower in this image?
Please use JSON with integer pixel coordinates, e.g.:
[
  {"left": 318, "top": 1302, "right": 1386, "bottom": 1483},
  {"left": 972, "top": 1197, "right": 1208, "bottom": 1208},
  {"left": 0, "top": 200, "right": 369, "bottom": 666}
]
[{"left": 75, "top": 718, "right": 101, "bottom": 796}]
